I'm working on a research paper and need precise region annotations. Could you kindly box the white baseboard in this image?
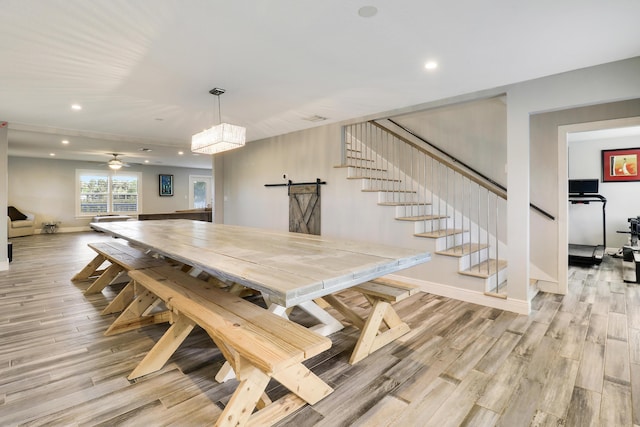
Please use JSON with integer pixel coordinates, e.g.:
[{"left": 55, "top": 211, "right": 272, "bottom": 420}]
[
  {"left": 535, "top": 279, "right": 562, "bottom": 294},
  {"left": 0, "top": 259, "right": 9, "bottom": 271},
  {"left": 386, "top": 274, "right": 531, "bottom": 315},
  {"left": 35, "top": 226, "right": 92, "bottom": 234}
]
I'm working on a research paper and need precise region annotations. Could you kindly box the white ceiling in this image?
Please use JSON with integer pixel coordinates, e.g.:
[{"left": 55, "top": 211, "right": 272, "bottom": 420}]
[{"left": 1, "top": 1, "right": 639, "bottom": 169}]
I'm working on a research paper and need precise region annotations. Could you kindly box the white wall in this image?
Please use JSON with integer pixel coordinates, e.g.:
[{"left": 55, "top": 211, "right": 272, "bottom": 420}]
[
  {"left": 8, "top": 156, "right": 211, "bottom": 231},
  {"left": 220, "top": 56, "right": 640, "bottom": 307},
  {"left": 515, "top": 57, "right": 640, "bottom": 298},
  {"left": 0, "top": 124, "right": 8, "bottom": 269},
  {"left": 394, "top": 97, "right": 507, "bottom": 187},
  {"left": 569, "top": 134, "right": 640, "bottom": 249}
]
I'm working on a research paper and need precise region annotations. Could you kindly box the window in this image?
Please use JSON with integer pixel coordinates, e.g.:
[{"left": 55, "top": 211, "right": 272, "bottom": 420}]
[{"left": 76, "top": 170, "right": 142, "bottom": 216}]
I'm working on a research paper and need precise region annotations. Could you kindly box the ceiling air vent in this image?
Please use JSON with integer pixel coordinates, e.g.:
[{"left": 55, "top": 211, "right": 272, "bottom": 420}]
[{"left": 303, "top": 115, "right": 328, "bottom": 122}]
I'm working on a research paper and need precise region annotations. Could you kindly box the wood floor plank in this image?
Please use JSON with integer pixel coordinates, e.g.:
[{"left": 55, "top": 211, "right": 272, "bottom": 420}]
[
  {"left": 423, "top": 370, "right": 489, "bottom": 427},
  {"left": 585, "top": 313, "right": 608, "bottom": 345},
  {"left": 476, "top": 354, "right": 527, "bottom": 414},
  {"left": 608, "top": 311, "right": 629, "bottom": 342},
  {"left": 605, "top": 338, "right": 631, "bottom": 385},
  {"left": 538, "top": 356, "right": 579, "bottom": 418},
  {"left": 350, "top": 395, "right": 408, "bottom": 427},
  {"left": 565, "top": 386, "right": 601, "bottom": 427},
  {"left": 4, "top": 233, "right": 640, "bottom": 426},
  {"left": 631, "top": 363, "right": 640, "bottom": 426},
  {"left": 575, "top": 341, "right": 605, "bottom": 392},
  {"left": 600, "top": 380, "right": 632, "bottom": 426},
  {"left": 389, "top": 377, "right": 455, "bottom": 427}
]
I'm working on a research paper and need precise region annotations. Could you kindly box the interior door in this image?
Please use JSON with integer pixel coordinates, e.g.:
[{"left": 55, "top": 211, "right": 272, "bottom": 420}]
[
  {"left": 189, "top": 175, "right": 212, "bottom": 209},
  {"left": 289, "top": 184, "right": 321, "bottom": 235}
]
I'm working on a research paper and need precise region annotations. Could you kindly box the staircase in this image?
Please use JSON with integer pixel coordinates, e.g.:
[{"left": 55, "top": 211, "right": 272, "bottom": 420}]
[{"left": 339, "top": 120, "right": 508, "bottom": 297}]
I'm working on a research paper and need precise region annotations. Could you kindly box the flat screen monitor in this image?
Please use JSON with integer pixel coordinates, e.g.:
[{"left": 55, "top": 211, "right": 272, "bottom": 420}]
[{"left": 569, "top": 179, "right": 599, "bottom": 195}]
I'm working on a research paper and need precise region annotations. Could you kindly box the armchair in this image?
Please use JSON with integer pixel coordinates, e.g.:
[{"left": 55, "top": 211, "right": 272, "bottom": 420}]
[{"left": 7, "top": 206, "right": 36, "bottom": 238}]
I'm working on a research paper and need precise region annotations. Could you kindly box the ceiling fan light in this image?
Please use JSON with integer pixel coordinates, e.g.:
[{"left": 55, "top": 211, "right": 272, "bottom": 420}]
[
  {"left": 109, "top": 162, "right": 123, "bottom": 170},
  {"left": 191, "top": 123, "right": 246, "bottom": 154}
]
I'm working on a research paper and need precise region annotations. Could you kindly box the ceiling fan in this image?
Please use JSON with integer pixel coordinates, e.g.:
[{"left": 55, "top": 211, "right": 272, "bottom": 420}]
[{"left": 106, "top": 153, "right": 130, "bottom": 170}]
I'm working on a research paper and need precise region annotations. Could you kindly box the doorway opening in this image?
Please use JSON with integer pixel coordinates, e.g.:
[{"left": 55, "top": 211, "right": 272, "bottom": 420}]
[{"left": 189, "top": 175, "right": 213, "bottom": 210}]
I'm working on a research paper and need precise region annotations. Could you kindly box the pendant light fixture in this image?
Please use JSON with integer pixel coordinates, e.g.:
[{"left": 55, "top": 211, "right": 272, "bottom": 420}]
[{"left": 191, "top": 88, "right": 246, "bottom": 154}]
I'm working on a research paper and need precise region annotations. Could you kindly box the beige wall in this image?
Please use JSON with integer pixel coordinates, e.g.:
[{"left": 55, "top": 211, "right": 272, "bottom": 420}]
[{"left": 8, "top": 156, "right": 211, "bottom": 231}]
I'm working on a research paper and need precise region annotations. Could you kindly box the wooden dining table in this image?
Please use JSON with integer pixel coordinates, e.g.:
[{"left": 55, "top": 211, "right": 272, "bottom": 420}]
[{"left": 90, "top": 219, "right": 431, "bottom": 335}]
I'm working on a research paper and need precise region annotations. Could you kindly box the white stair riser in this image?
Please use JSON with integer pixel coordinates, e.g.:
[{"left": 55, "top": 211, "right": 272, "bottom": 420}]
[{"left": 458, "top": 249, "right": 490, "bottom": 270}]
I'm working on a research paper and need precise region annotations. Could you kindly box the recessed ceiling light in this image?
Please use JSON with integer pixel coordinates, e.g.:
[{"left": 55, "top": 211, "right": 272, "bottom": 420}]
[
  {"left": 358, "top": 6, "right": 378, "bottom": 18},
  {"left": 71, "top": 104, "right": 82, "bottom": 110},
  {"left": 424, "top": 61, "right": 438, "bottom": 70},
  {"left": 49, "top": 153, "right": 55, "bottom": 156},
  {"left": 178, "top": 151, "right": 184, "bottom": 155},
  {"left": 144, "top": 160, "right": 150, "bottom": 163},
  {"left": 61, "top": 140, "right": 69, "bottom": 145}
]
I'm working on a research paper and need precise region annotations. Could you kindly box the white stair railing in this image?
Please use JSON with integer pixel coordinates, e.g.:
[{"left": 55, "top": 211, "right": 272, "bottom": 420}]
[{"left": 343, "top": 121, "right": 507, "bottom": 293}]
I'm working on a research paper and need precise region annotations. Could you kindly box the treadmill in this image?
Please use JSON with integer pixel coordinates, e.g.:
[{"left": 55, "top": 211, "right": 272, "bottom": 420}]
[{"left": 568, "top": 179, "right": 606, "bottom": 266}]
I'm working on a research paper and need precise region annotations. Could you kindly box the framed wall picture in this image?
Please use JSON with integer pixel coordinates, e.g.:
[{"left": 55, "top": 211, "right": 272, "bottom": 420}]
[
  {"left": 159, "top": 174, "right": 174, "bottom": 196},
  {"left": 602, "top": 148, "right": 640, "bottom": 182}
]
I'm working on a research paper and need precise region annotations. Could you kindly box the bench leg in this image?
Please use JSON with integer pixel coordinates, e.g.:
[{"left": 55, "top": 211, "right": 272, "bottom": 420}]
[
  {"left": 349, "top": 299, "right": 410, "bottom": 365},
  {"left": 272, "top": 363, "right": 334, "bottom": 404},
  {"left": 84, "top": 263, "right": 124, "bottom": 294},
  {"left": 214, "top": 362, "right": 236, "bottom": 383},
  {"left": 101, "top": 280, "right": 135, "bottom": 315},
  {"left": 218, "top": 365, "right": 271, "bottom": 427},
  {"left": 322, "top": 294, "right": 366, "bottom": 329},
  {"left": 72, "top": 254, "right": 106, "bottom": 281},
  {"left": 105, "top": 287, "right": 169, "bottom": 336},
  {"left": 128, "top": 314, "right": 196, "bottom": 380}
]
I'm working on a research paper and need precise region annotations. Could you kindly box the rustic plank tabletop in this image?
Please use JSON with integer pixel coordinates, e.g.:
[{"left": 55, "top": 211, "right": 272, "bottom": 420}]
[{"left": 90, "top": 220, "right": 431, "bottom": 307}]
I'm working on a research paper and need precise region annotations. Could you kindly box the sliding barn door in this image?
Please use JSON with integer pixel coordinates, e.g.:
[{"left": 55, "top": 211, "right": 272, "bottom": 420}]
[{"left": 289, "top": 184, "right": 320, "bottom": 235}]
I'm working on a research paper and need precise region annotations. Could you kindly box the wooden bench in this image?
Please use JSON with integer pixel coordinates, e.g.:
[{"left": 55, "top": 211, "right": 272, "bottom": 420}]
[
  {"left": 322, "top": 277, "right": 418, "bottom": 364},
  {"left": 72, "top": 242, "right": 167, "bottom": 314},
  {"left": 125, "top": 265, "right": 333, "bottom": 426}
]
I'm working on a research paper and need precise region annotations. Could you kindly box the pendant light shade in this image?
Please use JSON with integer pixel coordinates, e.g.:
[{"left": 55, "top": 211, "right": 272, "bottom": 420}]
[{"left": 191, "top": 88, "right": 246, "bottom": 154}]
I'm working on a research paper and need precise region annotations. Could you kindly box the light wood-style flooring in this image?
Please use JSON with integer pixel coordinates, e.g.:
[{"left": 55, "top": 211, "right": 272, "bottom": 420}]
[{"left": 0, "top": 232, "right": 637, "bottom": 426}]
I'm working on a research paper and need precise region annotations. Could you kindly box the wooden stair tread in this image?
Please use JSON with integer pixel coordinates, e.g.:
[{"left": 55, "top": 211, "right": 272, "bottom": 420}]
[
  {"left": 346, "top": 156, "right": 374, "bottom": 162},
  {"left": 460, "top": 259, "right": 507, "bottom": 278},
  {"left": 436, "top": 243, "right": 489, "bottom": 257},
  {"left": 351, "top": 177, "right": 402, "bottom": 182},
  {"left": 415, "top": 229, "right": 465, "bottom": 238},
  {"left": 485, "top": 279, "right": 509, "bottom": 298},
  {"left": 346, "top": 166, "right": 387, "bottom": 171},
  {"left": 396, "top": 214, "right": 442, "bottom": 221},
  {"left": 378, "top": 201, "right": 426, "bottom": 206},
  {"left": 362, "top": 189, "right": 417, "bottom": 193}
]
